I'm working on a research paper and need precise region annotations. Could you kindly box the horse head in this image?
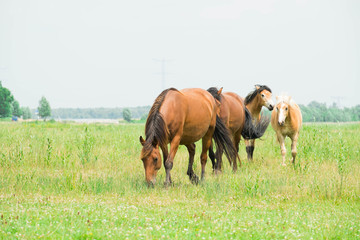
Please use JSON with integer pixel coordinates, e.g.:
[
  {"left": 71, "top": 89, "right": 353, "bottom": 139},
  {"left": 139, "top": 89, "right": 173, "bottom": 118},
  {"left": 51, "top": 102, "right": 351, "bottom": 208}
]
[
  {"left": 275, "top": 96, "right": 291, "bottom": 126},
  {"left": 139, "top": 136, "right": 162, "bottom": 186},
  {"left": 255, "top": 85, "right": 274, "bottom": 111}
]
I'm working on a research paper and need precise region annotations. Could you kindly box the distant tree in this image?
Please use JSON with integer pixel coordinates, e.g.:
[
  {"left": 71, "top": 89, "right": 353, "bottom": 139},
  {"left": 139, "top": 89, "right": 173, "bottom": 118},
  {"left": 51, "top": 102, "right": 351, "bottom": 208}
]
[
  {"left": 0, "top": 82, "right": 14, "bottom": 118},
  {"left": 140, "top": 113, "right": 148, "bottom": 121},
  {"left": 352, "top": 105, "right": 360, "bottom": 121},
  {"left": 12, "top": 100, "right": 22, "bottom": 117},
  {"left": 122, "top": 108, "right": 132, "bottom": 122},
  {"left": 307, "top": 101, "right": 327, "bottom": 122},
  {"left": 21, "top": 107, "right": 32, "bottom": 120},
  {"left": 298, "top": 101, "right": 360, "bottom": 123},
  {"left": 38, "top": 96, "right": 51, "bottom": 121}
]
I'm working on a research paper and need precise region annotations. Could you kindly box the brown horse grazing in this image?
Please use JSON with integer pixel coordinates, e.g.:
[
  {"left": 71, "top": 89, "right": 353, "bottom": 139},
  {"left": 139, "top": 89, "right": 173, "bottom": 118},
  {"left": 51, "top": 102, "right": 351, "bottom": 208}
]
[
  {"left": 139, "top": 88, "right": 238, "bottom": 186},
  {"left": 207, "top": 87, "right": 270, "bottom": 172},
  {"left": 244, "top": 85, "right": 274, "bottom": 161},
  {"left": 271, "top": 95, "right": 302, "bottom": 166}
]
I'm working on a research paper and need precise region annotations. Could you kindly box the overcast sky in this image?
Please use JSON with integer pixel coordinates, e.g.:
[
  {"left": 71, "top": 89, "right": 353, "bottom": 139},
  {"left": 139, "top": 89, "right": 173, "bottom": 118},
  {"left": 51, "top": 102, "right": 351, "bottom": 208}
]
[{"left": 0, "top": 0, "right": 359, "bottom": 108}]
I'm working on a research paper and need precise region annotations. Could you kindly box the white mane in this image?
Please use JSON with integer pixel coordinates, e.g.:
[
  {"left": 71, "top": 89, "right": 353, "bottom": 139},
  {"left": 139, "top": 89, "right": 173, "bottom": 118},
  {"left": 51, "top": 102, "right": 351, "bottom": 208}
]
[{"left": 276, "top": 94, "right": 296, "bottom": 107}]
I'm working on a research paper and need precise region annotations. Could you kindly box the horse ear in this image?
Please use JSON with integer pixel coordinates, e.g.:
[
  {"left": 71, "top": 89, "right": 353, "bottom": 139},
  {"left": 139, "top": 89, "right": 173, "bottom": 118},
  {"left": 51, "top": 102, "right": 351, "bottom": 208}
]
[
  {"left": 255, "top": 85, "right": 260, "bottom": 90},
  {"left": 276, "top": 96, "right": 279, "bottom": 101},
  {"left": 139, "top": 136, "right": 145, "bottom": 146},
  {"left": 217, "top": 87, "right": 223, "bottom": 95}
]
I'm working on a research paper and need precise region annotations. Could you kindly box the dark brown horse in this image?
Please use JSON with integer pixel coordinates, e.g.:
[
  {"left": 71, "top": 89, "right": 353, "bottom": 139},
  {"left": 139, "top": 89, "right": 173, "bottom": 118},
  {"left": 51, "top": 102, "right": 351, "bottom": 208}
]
[
  {"left": 244, "top": 85, "right": 274, "bottom": 161},
  {"left": 207, "top": 87, "right": 270, "bottom": 172},
  {"left": 140, "top": 88, "right": 238, "bottom": 186}
]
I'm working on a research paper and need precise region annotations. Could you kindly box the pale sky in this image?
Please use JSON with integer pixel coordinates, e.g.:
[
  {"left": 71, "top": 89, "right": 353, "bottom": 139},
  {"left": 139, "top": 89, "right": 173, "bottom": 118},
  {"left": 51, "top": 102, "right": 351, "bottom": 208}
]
[{"left": 0, "top": 0, "right": 359, "bottom": 108}]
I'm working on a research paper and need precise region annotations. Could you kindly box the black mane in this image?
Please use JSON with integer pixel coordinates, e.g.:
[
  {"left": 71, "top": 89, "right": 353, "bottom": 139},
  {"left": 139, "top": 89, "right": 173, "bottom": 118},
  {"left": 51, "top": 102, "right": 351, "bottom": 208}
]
[
  {"left": 207, "top": 87, "right": 222, "bottom": 101},
  {"left": 245, "top": 85, "right": 272, "bottom": 105}
]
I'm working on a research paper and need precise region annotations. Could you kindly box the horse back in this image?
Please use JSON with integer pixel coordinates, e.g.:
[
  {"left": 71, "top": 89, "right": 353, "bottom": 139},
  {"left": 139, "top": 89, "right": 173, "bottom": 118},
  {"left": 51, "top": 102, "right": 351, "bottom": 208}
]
[{"left": 160, "top": 88, "right": 218, "bottom": 144}]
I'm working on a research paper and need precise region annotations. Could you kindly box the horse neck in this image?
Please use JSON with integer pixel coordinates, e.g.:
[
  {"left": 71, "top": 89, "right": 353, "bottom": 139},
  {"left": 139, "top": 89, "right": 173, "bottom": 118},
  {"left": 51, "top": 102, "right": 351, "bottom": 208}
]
[{"left": 246, "top": 95, "right": 262, "bottom": 120}]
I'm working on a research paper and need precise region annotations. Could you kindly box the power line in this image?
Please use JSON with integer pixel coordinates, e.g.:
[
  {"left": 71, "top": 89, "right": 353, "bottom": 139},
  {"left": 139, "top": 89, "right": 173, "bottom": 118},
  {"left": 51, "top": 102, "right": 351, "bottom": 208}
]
[{"left": 153, "top": 58, "right": 172, "bottom": 90}]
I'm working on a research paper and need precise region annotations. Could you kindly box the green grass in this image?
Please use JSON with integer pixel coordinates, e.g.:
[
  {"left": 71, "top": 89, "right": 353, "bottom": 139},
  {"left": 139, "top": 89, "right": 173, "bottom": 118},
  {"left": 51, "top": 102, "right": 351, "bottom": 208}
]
[{"left": 0, "top": 122, "right": 359, "bottom": 239}]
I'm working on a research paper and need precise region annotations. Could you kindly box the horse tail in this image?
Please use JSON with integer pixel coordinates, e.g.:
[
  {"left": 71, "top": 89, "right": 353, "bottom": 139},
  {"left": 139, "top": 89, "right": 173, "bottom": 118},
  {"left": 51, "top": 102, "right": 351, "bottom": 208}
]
[
  {"left": 212, "top": 115, "right": 239, "bottom": 166},
  {"left": 241, "top": 108, "right": 270, "bottom": 139}
]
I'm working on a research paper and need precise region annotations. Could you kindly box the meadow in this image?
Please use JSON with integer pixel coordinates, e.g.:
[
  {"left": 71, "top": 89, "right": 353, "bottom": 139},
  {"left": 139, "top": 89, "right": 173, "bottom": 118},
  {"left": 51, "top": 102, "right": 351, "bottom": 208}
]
[{"left": 0, "top": 121, "right": 359, "bottom": 239}]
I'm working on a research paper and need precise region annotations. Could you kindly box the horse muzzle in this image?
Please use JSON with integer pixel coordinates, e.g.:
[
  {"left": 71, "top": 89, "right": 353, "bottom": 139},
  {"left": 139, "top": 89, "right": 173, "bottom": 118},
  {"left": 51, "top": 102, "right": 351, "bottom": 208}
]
[{"left": 146, "top": 177, "right": 156, "bottom": 187}]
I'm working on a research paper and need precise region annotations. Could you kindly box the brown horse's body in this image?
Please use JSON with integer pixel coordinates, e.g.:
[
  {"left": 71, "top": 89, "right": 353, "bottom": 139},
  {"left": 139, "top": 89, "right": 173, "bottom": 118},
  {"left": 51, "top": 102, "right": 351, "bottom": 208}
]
[
  {"left": 162, "top": 89, "right": 217, "bottom": 145},
  {"left": 271, "top": 95, "right": 302, "bottom": 165},
  {"left": 219, "top": 92, "right": 246, "bottom": 136},
  {"left": 208, "top": 91, "right": 245, "bottom": 171},
  {"left": 207, "top": 87, "right": 271, "bottom": 172},
  {"left": 140, "top": 88, "right": 237, "bottom": 186}
]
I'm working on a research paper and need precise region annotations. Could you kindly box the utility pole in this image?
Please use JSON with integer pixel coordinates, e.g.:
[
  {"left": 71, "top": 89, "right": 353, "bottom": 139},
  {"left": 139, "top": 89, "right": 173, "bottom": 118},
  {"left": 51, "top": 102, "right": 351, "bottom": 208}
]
[
  {"left": 153, "top": 58, "right": 171, "bottom": 90},
  {"left": 331, "top": 96, "right": 345, "bottom": 108}
]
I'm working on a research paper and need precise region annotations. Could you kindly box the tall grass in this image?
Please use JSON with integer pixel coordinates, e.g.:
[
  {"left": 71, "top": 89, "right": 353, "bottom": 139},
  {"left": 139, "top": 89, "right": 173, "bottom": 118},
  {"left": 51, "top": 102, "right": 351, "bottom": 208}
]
[{"left": 0, "top": 122, "right": 359, "bottom": 239}]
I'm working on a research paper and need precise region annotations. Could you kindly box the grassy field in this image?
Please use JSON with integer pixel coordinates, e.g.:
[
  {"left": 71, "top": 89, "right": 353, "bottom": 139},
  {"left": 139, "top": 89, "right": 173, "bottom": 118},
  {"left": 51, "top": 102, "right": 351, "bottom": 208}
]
[{"left": 0, "top": 121, "right": 359, "bottom": 239}]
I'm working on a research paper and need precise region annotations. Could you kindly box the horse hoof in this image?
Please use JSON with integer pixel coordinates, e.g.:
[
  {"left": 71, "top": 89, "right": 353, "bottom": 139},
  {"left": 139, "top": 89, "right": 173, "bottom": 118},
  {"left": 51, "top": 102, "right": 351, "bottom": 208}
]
[
  {"left": 281, "top": 163, "right": 287, "bottom": 166},
  {"left": 191, "top": 175, "right": 199, "bottom": 185},
  {"left": 214, "top": 169, "right": 222, "bottom": 175}
]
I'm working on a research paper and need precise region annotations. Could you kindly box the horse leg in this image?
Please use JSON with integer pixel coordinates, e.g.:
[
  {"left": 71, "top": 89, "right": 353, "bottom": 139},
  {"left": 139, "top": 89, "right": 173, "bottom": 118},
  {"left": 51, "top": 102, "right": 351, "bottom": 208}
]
[
  {"left": 245, "top": 139, "right": 255, "bottom": 161},
  {"left": 232, "top": 133, "right": 242, "bottom": 171},
  {"left": 201, "top": 130, "right": 214, "bottom": 181},
  {"left": 214, "top": 146, "right": 224, "bottom": 174},
  {"left": 209, "top": 142, "right": 223, "bottom": 174},
  {"left": 164, "top": 135, "right": 181, "bottom": 186},
  {"left": 249, "top": 139, "right": 255, "bottom": 161},
  {"left": 290, "top": 133, "right": 299, "bottom": 165},
  {"left": 186, "top": 143, "right": 199, "bottom": 184},
  {"left": 160, "top": 145, "right": 171, "bottom": 183},
  {"left": 208, "top": 142, "right": 216, "bottom": 172},
  {"left": 277, "top": 134, "right": 287, "bottom": 166},
  {"left": 250, "top": 139, "right": 255, "bottom": 160}
]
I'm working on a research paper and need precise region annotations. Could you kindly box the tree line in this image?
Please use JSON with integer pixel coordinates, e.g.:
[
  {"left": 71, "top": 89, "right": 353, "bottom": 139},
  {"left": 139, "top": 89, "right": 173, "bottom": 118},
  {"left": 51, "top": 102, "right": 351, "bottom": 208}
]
[
  {"left": 1, "top": 82, "right": 359, "bottom": 122},
  {"left": 50, "top": 106, "right": 150, "bottom": 120},
  {"left": 0, "top": 82, "right": 147, "bottom": 122},
  {"left": 299, "top": 102, "right": 360, "bottom": 122},
  {"left": 49, "top": 103, "right": 360, "bottom": 123}
]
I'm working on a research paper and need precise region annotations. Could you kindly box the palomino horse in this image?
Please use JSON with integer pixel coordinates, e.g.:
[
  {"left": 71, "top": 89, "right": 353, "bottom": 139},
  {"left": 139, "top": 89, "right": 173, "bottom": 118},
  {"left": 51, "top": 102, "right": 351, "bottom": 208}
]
[
  {"left": 139, "top": 88, "right": 238, "bottom": 186},
  {"left": 244, "top": 85, "right": 274, "bottom": 161},
  {"left": 271, "top": 95, "right": 302, "bottom": 165},
  {"left": 207, "top": 87, "right": 270, "bottom": 172}
]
